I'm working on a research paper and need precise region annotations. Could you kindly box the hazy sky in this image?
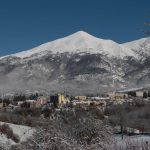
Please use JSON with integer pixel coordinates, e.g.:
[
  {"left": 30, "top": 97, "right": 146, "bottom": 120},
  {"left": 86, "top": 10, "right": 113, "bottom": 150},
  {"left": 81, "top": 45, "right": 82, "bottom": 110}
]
[{"left": 0, "top": 0, "right": 149, "bottom": 56}]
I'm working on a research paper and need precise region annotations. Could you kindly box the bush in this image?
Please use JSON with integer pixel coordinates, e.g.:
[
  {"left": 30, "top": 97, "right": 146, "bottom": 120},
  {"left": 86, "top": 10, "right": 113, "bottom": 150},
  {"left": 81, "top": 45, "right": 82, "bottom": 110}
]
[
  {"left": 0, "top": 123, "right": 20, "bottom": 143},
  {"left": 15, "top": 108, "right": 41, "bottom": 117},
  {"left": 42, "top": 108, "right": 52, "bottom": 118},
  {"left": 12, "top": 133, "right": 20, "bottom": 143}
]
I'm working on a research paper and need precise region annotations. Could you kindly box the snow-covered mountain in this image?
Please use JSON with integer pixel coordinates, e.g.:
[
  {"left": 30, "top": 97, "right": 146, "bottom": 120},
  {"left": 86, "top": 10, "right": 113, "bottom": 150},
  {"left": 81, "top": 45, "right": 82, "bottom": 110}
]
[
  {"left": 0, "top": 31, "right": 149, "bottom": 95},
  {"left": 123, "top": 37, "right": 150, "bottom": 60},
  {"left": 5, "top": 31, "right": 134, "bottom": 58}
]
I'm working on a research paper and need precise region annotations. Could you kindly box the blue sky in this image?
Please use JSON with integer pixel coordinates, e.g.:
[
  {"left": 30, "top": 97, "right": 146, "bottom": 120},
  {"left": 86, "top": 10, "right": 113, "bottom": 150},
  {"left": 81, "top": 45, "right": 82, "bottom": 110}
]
[{"left": 0, "top": 0, "right": 149, "bottom": 56}]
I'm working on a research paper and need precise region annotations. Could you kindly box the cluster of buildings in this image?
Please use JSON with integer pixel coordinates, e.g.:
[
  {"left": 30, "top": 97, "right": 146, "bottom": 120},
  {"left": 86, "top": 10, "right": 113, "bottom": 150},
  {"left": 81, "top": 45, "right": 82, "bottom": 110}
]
[
  {"left": 12, "top": 94, "right": 70, "bottom": 109},
  {"left": 0, "top": 87, "right": 149, "bottom": 111},
  {"left": 71, "top": 96, "right": 108, "bottom": 111},
  {"left": 0, "top": 93, "right": 109, "bottom": 111},
  {"left": 108, "top": 87, "right": 150, "bottom": 105},
  {"left": 109, "top": 88, "right": 149, "bottom": 100}
]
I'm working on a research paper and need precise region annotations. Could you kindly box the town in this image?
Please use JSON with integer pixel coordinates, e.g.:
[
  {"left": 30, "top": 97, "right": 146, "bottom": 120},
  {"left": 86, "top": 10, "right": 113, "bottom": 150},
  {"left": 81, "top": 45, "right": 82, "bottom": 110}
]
[
  {"left": 0, "top": 87, "right": 149, "bottom": 111},
  {"left": 1, "top": 88, "right": 150, "bottom": 149}
]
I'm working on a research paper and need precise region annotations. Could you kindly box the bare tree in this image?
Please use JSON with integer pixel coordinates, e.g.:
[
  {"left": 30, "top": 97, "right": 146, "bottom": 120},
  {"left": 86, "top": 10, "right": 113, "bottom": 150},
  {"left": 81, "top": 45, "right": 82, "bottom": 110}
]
[{"left": 15, "top": 109, "right": 114, "bottom": 150}]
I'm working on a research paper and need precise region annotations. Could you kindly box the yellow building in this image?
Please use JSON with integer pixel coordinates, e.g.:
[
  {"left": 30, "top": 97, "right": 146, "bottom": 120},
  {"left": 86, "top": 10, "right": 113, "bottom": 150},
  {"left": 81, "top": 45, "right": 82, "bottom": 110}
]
[
  {"left": 50, "top": 94, "right": 70, "bottom": 107},
  {"left": 58, "top": 94, "right": 65, "bottom": 104}
]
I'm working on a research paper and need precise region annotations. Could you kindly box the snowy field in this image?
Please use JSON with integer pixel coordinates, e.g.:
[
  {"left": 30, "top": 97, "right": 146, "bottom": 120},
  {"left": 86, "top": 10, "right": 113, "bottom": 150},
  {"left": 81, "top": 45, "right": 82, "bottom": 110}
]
[
  {"left": 114, "top": 134, "right": 150, "bottom": 149},
  {"left": 1, "top": 122, "right": 150, "bottom": 149},
  {"left": 0, "top": 122, "right": 35, "bottom": 145}
]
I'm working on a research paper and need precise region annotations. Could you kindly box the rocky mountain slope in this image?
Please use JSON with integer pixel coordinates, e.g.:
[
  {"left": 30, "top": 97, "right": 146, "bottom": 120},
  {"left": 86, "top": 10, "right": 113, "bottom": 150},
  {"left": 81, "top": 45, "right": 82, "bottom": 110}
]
[{"left": 0, "top": 31, "right": 149, "bottom": 95}]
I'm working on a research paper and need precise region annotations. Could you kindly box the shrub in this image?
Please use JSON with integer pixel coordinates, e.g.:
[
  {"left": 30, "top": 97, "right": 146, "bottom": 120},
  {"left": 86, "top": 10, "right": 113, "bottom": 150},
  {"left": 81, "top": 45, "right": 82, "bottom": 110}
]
[
  {"left": 0, "top": 123, "right": 20, "bottom": 143},
  {"left": 42, "top": 108, "right": 52, "bottom": 118},
  {"left": 12, "top": 133, "right": 20, "bottom": 143}
]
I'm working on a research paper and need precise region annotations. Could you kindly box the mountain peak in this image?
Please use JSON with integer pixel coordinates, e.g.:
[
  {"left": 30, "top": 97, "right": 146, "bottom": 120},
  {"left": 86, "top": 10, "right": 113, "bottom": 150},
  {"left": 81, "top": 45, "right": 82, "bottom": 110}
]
[
  {"left": 68, "top": 31, "right": 98, "bottom": 40},
  {"left": 1, "top": 31, "right": 137, "bottom": 59},
  {"left": 72, "top": 30, "right": 92, "bottom": 36},
  {"left": 73, "top": 30, "right": 88, "bottom": 34}
]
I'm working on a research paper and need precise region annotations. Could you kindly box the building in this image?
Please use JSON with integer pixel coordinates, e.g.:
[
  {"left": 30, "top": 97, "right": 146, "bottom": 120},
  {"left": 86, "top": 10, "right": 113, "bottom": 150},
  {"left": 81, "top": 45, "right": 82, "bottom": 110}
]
[
  {"left": 89, "top": 97, "right": 110, "bottom": 101},
  {"left": 109, "top": 92, "right": 128, "bottom": 101},
  {"left": 75, "top": 96, "right": 87, "bottom": 101},
  {"left": 0, "top": 103, "right": 3, "bottom": 108},
  {"left": 135, "top": 90, "right": 148, "bottom": 98},
  {"left": 35, "top": 96, "right": 47, "bottom": 107},
  {"left": 126, "top": 88, "right": 149, "bottom": 98},
  {"left": 17, "top": 101, "right": 24, "bottom": 106},
  {"left": 72, "top": 99, "right": 106, "bottom": 110},
  {"left": 72, "top": 100, "right": 91, "bottom": 107},
  {"left": 114, "top": 87, "right": 150, "bottom": 98},
  {"left": 50, "top": 94, "right": 69, "bottom": 107}
]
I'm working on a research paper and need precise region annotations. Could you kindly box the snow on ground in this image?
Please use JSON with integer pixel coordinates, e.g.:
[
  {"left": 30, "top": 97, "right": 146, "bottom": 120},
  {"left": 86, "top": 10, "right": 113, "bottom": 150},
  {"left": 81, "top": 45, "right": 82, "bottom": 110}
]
[
  {"left": 0, "top": 133, "right": 15, "bottom": 145},
  {"left": 0, "top": 122, "right": 35, "bottom": 145},
  {"left": 114, "top": 134, "right": 150, "bottom": 148}
]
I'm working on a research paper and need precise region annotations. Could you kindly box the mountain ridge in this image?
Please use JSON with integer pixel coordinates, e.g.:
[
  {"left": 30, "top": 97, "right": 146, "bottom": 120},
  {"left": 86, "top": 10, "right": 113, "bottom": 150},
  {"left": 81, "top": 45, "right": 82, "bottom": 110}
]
[
  {"left": 0, "top": 31, "right": 149, "bottom": 95},
  {"left": 2, "top": 31, "right": 148, "bottom": 59}
]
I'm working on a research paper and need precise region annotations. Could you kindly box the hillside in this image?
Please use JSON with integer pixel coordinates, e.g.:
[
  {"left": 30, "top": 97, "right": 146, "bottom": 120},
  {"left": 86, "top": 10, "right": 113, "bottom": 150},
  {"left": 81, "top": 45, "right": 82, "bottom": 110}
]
[{"left": 0, "top": 31, "right": 149, "bottom": 95}]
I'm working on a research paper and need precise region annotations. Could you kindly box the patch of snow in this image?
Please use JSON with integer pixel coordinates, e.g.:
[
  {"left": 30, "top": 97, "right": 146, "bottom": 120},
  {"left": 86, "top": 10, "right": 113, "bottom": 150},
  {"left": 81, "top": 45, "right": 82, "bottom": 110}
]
[
  {"left": 0, "top": 122, "right": 35, "bottom": 144},
  {"left": 114, "top": 135, "right": 150, "bottom": 148},
  {"left": 74, "top": 58, "right": 80, "bottom": 62},
  {"left": 0, "top": 134, "right": 15, "bottom": 145}
]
